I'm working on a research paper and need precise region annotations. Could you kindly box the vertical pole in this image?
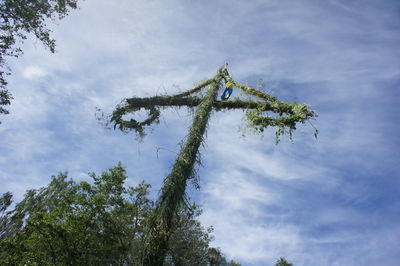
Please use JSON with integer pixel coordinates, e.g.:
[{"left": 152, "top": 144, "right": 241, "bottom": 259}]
[{"left": 143, "top": 71, "right": 224, "bottom": 265}]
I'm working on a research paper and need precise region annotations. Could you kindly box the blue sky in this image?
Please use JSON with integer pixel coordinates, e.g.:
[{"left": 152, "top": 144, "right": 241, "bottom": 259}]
[{"left": 1, "top": 0, "right": 399, "bottom": 265}]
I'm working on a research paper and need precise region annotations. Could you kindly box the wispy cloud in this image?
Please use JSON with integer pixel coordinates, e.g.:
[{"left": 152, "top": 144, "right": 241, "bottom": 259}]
[{"left": 0, "top": 0, "right": 399, "bottom": 265}]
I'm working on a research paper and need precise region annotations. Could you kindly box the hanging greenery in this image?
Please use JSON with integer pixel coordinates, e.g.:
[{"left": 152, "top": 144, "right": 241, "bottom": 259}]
[
  {"left": 110, "top": 70, "right": 317, "bottom": 142},
  {"left": 107, "top": 64, "right": 317, "bottom": 264}
]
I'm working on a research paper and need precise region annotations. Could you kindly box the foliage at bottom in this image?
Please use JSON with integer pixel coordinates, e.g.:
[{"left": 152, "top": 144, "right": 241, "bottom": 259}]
[{"left": 0, "top": 163, "right": 238, "bottom": 265}]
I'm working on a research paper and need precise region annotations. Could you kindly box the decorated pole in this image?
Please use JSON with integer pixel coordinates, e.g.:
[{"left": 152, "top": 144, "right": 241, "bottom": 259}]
[
  {"left": 108, "top": 64, "right": 317, "bottom": 264},
  {"left": 143, "top": 69, "right": 223, "bottom": 264}
]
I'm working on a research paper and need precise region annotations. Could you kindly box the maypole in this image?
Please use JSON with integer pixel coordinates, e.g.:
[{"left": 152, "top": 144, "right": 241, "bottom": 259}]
[{"left": 108, "top": 64, "right": 317, "bottom": 264}]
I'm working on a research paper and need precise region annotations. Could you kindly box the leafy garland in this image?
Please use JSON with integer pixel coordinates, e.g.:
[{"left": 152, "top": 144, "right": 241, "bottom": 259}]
[
  {"left": 111, "top": 103, "right": 160, "bottom": 139},
  {"left": 109, "top": 69, "right": 317, "bottom": 143},
  {"left": 108, "top": 66, "right": 317, "bottom": 263}
]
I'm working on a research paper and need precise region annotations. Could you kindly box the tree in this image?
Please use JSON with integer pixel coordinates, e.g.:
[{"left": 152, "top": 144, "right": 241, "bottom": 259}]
[
  {"left": 207, "top": 248, "right": 241, "bottom": 266},
  {"left": 0, "top": 192, "right": 12, "bottom": 239},
  {"left": 0, "top": 0, "right": 79, "bottom": 122},
  {"left": 0, "top": 163, "right": 239, "bottom": 265},
  {"left": 275, "top": 257, "right": 293, "bottom": 266},
  {"left": 109, "top": 64, "right": 317, "bottom": 263},
  {"left": 166, "top": 203, "right": 213, "bottom": 265}
]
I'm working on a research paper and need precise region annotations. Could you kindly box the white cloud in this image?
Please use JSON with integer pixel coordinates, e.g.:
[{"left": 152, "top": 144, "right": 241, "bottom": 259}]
[
  {"left": 1, "top": 0, "right": 399, "bottom": 265},
  {"left": 22, "top": 66, "right": 48, "bottom": 79}
]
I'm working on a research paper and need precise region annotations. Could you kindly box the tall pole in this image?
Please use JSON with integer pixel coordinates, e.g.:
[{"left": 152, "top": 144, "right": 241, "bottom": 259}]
[
  {"left": 143, "top": 71, "right": 224, "bottom": 265},
  {"left": 108, "top": 65, "right": 317, "bottom": 264}
]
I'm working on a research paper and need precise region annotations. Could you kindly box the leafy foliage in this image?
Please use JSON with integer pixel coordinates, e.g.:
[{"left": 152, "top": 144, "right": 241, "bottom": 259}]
[
  {"left": 207, "top": 248, "right": 242, "bottom": 266},
  {"left": 0, "top": 164, "right": 239, "bottom": 265},
  {"left": 275, "top": 257, "right": 293, "bottom": 266},
  {"left": 0, "top": 0, "right": 79, "bottom": 122}
]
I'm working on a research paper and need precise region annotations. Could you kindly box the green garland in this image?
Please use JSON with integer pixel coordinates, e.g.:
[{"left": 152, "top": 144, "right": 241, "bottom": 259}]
[
  {"left": 245, "top": 101, "right": 315, "bottom": 143},
  {"left": 108, "top": 65, "right": 317, "bottom": 264},
  {"left": 110, "top": 78, "right": 317, "bottom": 142},
  {"left": 110, "top": 102, "right": 160, "bottom": 139}
]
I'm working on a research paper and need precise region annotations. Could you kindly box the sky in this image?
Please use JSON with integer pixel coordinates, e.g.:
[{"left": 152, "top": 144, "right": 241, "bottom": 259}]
[{"left": 1, "top": 0, "right": 399, "bottom": 265}]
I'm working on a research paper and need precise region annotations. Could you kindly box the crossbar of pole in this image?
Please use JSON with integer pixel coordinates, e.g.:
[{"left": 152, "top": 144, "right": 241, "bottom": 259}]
[{"left": 123, "top": 96, "right": 298, "bottom": 113}]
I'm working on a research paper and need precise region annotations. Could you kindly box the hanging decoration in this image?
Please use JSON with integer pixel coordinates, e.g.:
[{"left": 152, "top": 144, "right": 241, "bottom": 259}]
[{"left": 221, "top": 80, "right": 233, "bottom": 100}]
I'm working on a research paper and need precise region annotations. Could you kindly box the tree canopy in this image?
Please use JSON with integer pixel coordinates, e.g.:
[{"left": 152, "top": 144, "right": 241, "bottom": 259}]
[
  {"left": 274, "top": 257, "right": 293, "bottom": 266},
  {"left": 0, "top": 163, "right": 240, "bottom": 265},
  {"left": 0, "top": 0, "right": 79, "bottom": 122}
]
